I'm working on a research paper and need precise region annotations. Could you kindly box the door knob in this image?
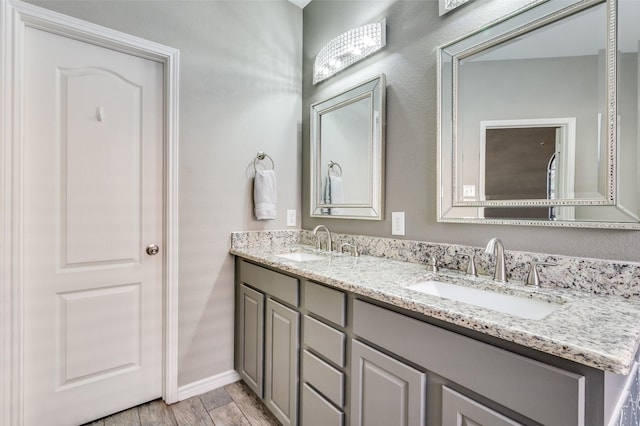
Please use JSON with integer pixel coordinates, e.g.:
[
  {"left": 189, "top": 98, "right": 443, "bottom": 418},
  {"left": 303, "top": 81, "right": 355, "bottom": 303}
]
[{"left": 146, "top": 244, "right": 159, "bottom": 256}]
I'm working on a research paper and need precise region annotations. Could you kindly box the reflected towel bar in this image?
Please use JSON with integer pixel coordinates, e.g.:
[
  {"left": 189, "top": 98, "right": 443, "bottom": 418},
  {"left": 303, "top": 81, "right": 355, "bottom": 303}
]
[{"left": 328, "top": 160, "right": 342, "bottom": 177}]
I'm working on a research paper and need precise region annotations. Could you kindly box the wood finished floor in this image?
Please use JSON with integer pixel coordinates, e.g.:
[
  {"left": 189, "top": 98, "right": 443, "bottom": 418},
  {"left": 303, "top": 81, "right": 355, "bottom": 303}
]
[{"left": 83, "top": 381, "right": 281, "bottom": 426}]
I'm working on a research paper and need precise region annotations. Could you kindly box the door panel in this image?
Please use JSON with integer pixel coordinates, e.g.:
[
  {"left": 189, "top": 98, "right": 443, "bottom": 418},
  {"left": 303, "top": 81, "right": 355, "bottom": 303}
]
[
  {"left": 265, "top": 298, "right": 299, "bottom": 426},
  {"left": 62, "top": 68, "right": 142, "bottom": 266},
  {"left": 351, "top": 340, "right": 426, "bottom": 426},
  {"left": 442, "top": 387, "right": 523, "bottom": 426},
  {"left": 238, "top": 284, "right": 265, "bottom": 397},
  {"left": 58, "top": 283, "right": 142, "bottom": 387},
  {"left": 23, "top": 26, "right": 163, "bottom": 426}
]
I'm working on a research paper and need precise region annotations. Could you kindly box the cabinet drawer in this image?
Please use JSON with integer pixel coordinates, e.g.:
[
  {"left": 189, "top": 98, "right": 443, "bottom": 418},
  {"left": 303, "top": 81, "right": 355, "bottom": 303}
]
[
  {"left": 302, "top": 350, "right": 344, "bottom": 407},
  {"left": 304, "top": 315, "right": 346, "bottom": 367},
  {"left": 352, "top": 299, "right": 585, "bottom": 426},
  {"left": 301, "top": 383, "right": 344, "bottom": 426},
  {"left": 239, "top": 260, "right": 299, "bottom": 306},
  {"left": 442, "top": 386, "right": 522, "bottom": 426},
  {"left": 303, "top": 281, "right": 346, "bottom": 327}
]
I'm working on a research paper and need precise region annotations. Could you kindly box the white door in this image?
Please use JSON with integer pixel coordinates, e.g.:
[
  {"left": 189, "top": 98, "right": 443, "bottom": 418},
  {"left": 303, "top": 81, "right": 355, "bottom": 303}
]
[{"left": 22, "top": 25, "right": 164, "bottom": 426}]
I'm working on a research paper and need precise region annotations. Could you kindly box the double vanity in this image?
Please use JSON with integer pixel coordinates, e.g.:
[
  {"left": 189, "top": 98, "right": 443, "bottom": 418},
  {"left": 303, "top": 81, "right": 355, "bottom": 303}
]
[
  {"left": 231, "top": 230, "right": 640, "bottom": 426},
  {"left": 231, "top": 0, "right": 640, "bottom": 423}
]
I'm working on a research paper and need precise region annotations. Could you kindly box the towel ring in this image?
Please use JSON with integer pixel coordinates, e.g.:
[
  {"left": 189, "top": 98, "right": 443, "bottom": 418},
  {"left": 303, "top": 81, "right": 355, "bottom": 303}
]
[
  {"left": 253, "top": 152, "right": 275, "bottom": 172},
  {"left": 328, "top": 160, "right": 342, "bottom": 177}
]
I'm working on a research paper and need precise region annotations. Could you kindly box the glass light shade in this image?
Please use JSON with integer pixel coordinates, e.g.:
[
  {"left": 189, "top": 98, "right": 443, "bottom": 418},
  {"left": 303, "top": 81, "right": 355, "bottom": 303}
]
[
  {"left": 313, "top": 20, "right": 386, "bottom": 85},
  {"left": 439, "top": 0, "right": 474, "bottom": 15}
]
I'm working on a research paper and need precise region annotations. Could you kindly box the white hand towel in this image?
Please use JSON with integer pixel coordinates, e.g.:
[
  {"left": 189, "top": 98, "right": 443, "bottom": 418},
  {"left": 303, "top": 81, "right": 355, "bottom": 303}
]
[
  {"left": 254, "top": 169, "right": 277, "bottom": 220},
  {"left": 329, "top": 176, "right": 344, "bottom": 215},
  {"left": 322, "top": 176, "right": 331, "bottom": 214},
  {"left": 329, "top": 176, "right": 344, "bottom": 204},
  {"left": 324, "top": 176, "right": 332, "bottom": 204}
]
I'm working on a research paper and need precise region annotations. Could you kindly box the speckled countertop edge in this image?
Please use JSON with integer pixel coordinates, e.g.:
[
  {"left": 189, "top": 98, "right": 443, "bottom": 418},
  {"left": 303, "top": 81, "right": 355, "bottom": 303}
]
[{"left": 230, "top": 244, "right": 640, "bottom": 375}]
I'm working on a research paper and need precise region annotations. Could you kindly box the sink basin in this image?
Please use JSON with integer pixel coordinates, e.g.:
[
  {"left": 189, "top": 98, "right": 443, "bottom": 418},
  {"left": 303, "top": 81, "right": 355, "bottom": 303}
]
[
  {"left": 276, "top": 252, "right": 326, "bottom": 262},
  {"left": 407, "top": 280, "right": 563, "bottom": 320}
]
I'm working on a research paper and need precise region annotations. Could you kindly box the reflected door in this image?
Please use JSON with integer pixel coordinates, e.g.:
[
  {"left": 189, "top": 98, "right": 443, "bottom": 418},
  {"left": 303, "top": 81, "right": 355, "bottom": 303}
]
[
  {"left": 23, "top": 26, "right": 163, "bottom": 425},
  {"left": 484, "top": 127, "right": 557, "bottom": 219}
]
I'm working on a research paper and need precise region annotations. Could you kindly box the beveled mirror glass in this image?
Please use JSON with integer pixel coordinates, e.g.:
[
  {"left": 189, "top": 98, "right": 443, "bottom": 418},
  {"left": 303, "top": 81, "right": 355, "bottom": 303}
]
[
  {"left": 438, "top": 0, "right": 640, "bottom": 228},
  {"left": 310, "top": 74, "right": 386, "bottom": 219}
]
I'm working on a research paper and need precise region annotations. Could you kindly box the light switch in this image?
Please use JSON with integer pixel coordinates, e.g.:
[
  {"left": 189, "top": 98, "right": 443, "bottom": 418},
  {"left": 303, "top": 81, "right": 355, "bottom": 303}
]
[{"left": 392, "top": 212, "right": 405, "bottom": 236}]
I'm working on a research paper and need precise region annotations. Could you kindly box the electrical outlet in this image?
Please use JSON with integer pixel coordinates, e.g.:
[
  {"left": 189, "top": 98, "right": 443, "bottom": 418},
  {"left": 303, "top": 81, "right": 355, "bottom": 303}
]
[
  {"left": 286, "top": 209, "right": 296, "bottom": 227},
  {"left": 392, "top": 212, "right": 405, "bottom": 236},
  {"left": 463, "top": 185, "right": 476, "bottom": 197}
]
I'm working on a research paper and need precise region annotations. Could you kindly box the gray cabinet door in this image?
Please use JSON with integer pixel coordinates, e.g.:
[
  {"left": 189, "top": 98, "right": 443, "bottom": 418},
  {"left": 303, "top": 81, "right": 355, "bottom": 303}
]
[
  {"left": 351, "top": 340, "right": 426, "bottom": 426},
  {"left": 265, "top": 298, "right": 300, "bottom": 426},
  {"left": 238, "top": 284, "right": 264, "bottom": 398},
  {"left": 302, "top": 383, "right": 344, "bottom": 426},
  {"left": 442, "top": 386, "right": 523, "bottom": 426}
]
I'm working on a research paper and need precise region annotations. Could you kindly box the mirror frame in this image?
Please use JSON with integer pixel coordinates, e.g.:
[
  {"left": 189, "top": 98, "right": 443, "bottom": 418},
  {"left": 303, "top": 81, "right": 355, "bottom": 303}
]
[
  {"left": 310, "top": 74, "right": 386, "bottom": 220},
  {"left": 436, "top": 0, "right": 640, "bottom": 228}
]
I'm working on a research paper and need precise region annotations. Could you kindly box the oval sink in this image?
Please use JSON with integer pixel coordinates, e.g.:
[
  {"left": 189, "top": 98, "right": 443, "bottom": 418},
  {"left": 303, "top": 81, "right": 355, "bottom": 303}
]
[
  {"left": 276, "top": 252, "right": 326, "bottom": 262},
  {"left": 407, "top": 280, "right": 563, "bottom": 320}
]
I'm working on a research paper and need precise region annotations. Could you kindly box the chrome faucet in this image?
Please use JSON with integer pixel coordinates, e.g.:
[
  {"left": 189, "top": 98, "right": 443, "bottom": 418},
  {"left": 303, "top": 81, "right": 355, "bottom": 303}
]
[
  {"left": 312, "top": 225, "right": 332, "bottom": 252},
  {"left": 484, "top": 238, "right": 507, "bottom": 282}
]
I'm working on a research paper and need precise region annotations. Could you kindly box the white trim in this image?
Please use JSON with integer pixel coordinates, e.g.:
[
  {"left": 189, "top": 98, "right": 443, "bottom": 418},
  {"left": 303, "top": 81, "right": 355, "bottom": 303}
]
[
  {"left": 177, "top": 371, "right": 242, "bottom": 402},
  {"left": 0, "top": 1, "right": 180, "bottom": 423}
]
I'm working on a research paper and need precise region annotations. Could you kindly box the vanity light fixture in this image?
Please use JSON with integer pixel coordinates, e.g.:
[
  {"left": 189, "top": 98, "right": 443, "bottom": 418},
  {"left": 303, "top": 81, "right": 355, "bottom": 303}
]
[{"left": 313, "top": 20, "right": 386, "bottom": 84}]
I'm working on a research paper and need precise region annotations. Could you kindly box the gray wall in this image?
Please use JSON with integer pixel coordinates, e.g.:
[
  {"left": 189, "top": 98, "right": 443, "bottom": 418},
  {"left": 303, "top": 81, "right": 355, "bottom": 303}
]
[
  {"left": 29, "top": 0, "right": 303, "bottom": 386},
  {"left": 302, "top": 0, "right": 640, "bottom": 262}
]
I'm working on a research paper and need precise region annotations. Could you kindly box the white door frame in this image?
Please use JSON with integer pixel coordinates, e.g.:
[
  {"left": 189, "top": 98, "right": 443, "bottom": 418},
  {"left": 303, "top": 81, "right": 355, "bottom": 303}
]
[{"left": 0, "top": 1, "right": 180, "bottom": 424}]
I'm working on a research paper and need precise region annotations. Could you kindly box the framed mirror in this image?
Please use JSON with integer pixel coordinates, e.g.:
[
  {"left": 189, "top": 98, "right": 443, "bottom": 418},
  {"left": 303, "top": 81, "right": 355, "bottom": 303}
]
[
  {"left": 438, "top": 0, "right": 640, "bottom": 228},
  {"left": 310, "top": 74, "right": 386, "bottom": 220}
]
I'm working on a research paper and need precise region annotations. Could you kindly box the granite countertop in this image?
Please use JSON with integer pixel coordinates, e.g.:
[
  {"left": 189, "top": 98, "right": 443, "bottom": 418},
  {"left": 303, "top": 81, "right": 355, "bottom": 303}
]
[{"left": 230, "top": 244, "right": 640, "bottom": 376}]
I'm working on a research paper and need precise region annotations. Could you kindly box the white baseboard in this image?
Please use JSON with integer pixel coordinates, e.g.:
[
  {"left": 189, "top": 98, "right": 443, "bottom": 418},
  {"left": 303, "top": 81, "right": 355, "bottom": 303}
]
[{"left": 177, "top": 370, "right": 241, "bottom": 401}]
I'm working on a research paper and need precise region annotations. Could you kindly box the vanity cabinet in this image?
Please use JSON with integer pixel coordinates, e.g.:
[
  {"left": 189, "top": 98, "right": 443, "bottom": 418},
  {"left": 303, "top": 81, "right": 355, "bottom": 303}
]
[
  {"left": 350, "top": 339, "right": 426, "bottom": 426},
  {"left": 236, "top": 261, "right": 300, "bottom": 426},
  {"left": 235, "top": 259, "right": 621, "bottom": 426},
  {"left": 352, "top": 299, "right": 585, "bottom": 425}
]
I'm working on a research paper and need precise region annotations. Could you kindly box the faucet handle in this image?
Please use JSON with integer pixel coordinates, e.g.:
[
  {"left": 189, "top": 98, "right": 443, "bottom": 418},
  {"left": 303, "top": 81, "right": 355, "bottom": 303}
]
[
  {"left": 526, "top": 262, "right": 558, "bottom": 287},
  {"left": 457, "top": 253, "right": 478, "bottom": 277},
  {"left": 340, "top": 242, "right": 360, "bottom": 257},
  {"left": 428, "top": 256, "right": 439, "bottom": 273}
]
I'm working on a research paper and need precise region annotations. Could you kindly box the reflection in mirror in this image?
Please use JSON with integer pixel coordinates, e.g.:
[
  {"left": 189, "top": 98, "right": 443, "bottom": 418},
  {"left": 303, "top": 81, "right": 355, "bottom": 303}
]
[
  {"left": 479, "top": 118, "right": 576, "bottom": 220},
  {"left": 310, "top": 74, "right": 385, "bottom": 220},
  {"left": 616, "top": 0, "right": 640, "bottom": 224},
  {"left": 456, "top": 1, "right": 607, "bottom": 205},
  {"left": 438, "top": 0, "right": 640, "bottom": 228}
]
